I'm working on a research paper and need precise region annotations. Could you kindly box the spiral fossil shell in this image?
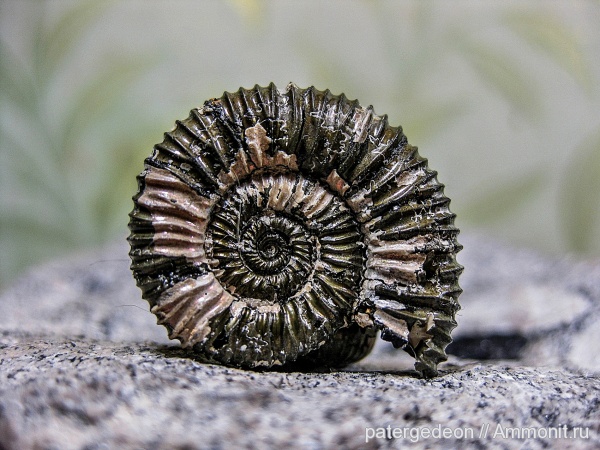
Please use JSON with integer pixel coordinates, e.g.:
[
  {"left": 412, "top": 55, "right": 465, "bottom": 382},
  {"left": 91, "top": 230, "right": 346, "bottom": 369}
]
[{"left": 128, "top": 83, "right": 462, "bottom": 377}]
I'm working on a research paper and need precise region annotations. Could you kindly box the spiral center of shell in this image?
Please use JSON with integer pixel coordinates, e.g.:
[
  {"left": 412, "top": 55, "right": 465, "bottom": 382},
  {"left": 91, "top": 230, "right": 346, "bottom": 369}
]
[
  {"left": 205, "top": 171, "right": 364, "bottom": 305},
  {"left": 240, "top": 216, "right": 300, "bottom": 275}
]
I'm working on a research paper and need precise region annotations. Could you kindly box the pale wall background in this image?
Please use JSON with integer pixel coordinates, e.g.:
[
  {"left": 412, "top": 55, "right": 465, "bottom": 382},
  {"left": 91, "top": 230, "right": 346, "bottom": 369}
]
[{"left": 1, "top": 0, "right": 599, "bottom": 288}]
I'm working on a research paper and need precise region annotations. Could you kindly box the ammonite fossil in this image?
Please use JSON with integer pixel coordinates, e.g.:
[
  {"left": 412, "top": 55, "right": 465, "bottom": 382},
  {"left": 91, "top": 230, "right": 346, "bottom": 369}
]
[{"left": 128, "top": 83, "right": 462, "bottom": 377}]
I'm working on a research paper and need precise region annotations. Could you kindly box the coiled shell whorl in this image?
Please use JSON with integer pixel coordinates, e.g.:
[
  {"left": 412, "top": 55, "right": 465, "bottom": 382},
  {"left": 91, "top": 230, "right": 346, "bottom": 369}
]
[{"left": 128, "top": 83, "right": 462, "bottom": 377}]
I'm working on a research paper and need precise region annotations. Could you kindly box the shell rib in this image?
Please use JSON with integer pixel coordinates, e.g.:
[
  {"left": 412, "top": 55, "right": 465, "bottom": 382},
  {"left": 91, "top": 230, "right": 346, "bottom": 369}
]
[{"left": 128, "top": 83, "right": 462, "bottom": 377}]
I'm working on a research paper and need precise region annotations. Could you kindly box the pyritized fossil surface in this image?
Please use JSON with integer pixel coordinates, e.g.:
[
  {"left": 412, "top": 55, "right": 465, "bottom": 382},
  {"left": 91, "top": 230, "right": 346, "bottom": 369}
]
[{"left": 128, "top": 83, "right": 462, "bottom": 377}]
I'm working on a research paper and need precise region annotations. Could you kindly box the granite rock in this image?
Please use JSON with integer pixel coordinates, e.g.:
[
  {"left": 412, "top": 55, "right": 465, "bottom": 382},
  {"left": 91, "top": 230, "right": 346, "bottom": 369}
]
[
  {"left": 0, "top": 233, "right": 599, "bottom": 449},
  {"left": 453, "top": 233, "right": 600, "bottom": 372},
  {"left": 1, "top": 332, "right": 599, "bottom": 450}
]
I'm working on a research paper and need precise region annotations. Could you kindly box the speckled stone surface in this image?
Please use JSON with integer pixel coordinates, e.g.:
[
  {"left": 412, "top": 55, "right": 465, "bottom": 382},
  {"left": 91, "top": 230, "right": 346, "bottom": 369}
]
[
  {"left": 1, "top": 333, "right": 599, "bottom": 450},
  {"left": 1, "top": 234, "right": 599, "bottom": 449},
  {"left": 455, "top": 234, "right": 600, "bottom": 373}
]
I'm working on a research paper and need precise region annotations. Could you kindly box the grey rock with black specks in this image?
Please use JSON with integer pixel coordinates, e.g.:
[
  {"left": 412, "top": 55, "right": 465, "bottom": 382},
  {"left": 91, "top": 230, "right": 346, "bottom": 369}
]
[
  {"left": 456, "top": 233, "right": 600, "bottom": 372},
  {"left": 1, "top": 333, "right": 599, "bottom": 450},
  {"left": 0, "top": 233, "right": 599, "bottom": 449}
]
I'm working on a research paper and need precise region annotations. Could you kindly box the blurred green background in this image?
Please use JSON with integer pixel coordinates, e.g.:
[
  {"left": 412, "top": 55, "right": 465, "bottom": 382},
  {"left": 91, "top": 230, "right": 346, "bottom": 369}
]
[{"left": 1, "top": 0, "right": 599, "bottom": 289}]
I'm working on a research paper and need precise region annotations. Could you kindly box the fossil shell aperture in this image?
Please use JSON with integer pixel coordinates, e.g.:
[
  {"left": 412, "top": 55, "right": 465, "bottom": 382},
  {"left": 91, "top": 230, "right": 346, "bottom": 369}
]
[{"left": 128, "top": 83, "right": 462, "bottom": 377}]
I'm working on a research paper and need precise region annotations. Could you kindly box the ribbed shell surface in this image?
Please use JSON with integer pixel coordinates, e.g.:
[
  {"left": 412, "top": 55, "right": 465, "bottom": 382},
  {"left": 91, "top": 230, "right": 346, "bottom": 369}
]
[{"left": 128, "top": 83, "right": 462, "bottom": 377}]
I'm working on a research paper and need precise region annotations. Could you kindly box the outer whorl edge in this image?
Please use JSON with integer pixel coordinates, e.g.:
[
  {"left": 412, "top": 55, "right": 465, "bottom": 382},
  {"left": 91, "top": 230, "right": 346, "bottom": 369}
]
[{"left": 128, "top": 83, "right": 463, "bottom": 377}]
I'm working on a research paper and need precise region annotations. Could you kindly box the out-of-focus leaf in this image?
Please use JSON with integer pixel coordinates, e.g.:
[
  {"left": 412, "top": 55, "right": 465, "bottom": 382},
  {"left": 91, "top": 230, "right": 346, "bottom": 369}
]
[
  {"left": 59, "top": 57, "right": 154, "bottom": 160},
  {"left": 293, "top": 37, "right": 352, "bottom": 91},
  {"left": 559, "top": 127, "right": 600, "bottom": 253},
  {"left": 0, "top": 208, "right": 71, "bottom": 240},
  {"left": 37, "top": 0, "right": 112, "bottom": 81},
  {"left": 454, "top": 34, "right": 540, "bottom": 119},
  {"left": 460, "top": 168, "right": 546, "bottom": 224},
  {"left": 0, "top": 40, "right": 38, "bottom": 113},
  {"left": 225, "top": 0, "right": 264, "bottom": 26},
  {"left": 0, "top": 217, "right": 75, "bottom": 286},
  {"left": 504, "top": 10, "right": 592, "bottom": 92},
  {"left": 0, "top": 108, "right": 69, "bottom": 205},
  {"left": 0, "top": 1, "right": 163, "bottom": 289},
  {"left": 401, "top": 98, "right": 468, "bottom": 143},
  {"left": 89, "top": 125, "right": 162, "bottom": 240}
]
